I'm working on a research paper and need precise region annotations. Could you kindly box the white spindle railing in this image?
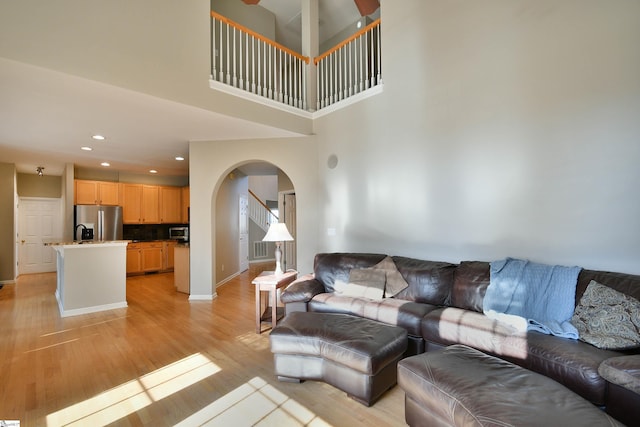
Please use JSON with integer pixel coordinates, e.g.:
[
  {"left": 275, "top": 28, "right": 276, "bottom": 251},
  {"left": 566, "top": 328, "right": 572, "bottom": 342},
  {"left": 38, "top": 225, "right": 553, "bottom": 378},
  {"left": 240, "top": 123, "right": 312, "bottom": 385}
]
[
  {"left": 210, "top": 12, "right": 381, "bottom": 112},
  {"left": 211, "top": 11, "right": 309, "bottom": 110},
  {"left": 248, "top": 190, "right": 278, "bottom": 232},
  {"left": 315, "top": 19, "right": 381, "bottom": 110}
]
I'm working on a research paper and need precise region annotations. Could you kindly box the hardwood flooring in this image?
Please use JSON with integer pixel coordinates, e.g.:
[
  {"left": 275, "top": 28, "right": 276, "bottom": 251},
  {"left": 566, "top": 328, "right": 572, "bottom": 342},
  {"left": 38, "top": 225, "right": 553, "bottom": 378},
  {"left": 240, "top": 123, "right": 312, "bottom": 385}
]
[{"left": 0, "top": 264, "right": 405, "bottom": 426}]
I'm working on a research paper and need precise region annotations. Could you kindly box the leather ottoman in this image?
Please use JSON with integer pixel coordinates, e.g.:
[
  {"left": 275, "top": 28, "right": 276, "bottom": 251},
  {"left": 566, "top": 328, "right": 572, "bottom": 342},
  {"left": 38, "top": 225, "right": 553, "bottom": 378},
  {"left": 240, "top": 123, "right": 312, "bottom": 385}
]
[
  {"left": 598, "top": 355, "right": 640, "bottom": 427},
  {"left": 269, "top": 311, "right": 408, "bottom": 406},
  {"left": 398, "top": 344, "right": 623, "bottom": 427}
]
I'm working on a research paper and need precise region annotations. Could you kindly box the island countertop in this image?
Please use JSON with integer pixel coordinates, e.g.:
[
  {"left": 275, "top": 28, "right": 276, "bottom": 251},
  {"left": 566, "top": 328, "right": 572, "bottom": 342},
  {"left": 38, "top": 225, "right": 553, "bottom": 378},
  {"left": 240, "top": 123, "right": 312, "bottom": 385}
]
[{"left": 44, "top": 239, "right": 131, "bottom": 247}]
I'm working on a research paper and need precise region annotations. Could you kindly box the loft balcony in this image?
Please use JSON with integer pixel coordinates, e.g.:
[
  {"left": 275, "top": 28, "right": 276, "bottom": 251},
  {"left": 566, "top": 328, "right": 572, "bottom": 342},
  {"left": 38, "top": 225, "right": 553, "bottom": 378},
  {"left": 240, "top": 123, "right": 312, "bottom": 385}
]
[{"left": 209, "top": 10, "right": 382, "bottom": 116}]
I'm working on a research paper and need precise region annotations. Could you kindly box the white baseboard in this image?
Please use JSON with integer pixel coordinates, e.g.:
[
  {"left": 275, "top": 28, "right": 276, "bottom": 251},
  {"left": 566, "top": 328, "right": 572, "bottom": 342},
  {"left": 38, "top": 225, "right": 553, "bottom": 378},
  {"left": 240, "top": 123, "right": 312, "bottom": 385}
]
[
  {"left": 59, "top": 301, "right": 128, "bottom": 318},
  {"left": 216, "top": 271, "right": 240, "bottom": 288},
  {"left": 188, "top": 293, "right": 218, "bottom": 301}
]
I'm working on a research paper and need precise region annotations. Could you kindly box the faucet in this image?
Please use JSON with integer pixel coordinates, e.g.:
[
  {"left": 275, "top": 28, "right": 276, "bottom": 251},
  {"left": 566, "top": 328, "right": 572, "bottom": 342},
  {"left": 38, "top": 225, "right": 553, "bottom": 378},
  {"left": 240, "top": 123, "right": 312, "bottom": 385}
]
[{"left": 75, "top": 224, "right": 87, "bottom": 241}]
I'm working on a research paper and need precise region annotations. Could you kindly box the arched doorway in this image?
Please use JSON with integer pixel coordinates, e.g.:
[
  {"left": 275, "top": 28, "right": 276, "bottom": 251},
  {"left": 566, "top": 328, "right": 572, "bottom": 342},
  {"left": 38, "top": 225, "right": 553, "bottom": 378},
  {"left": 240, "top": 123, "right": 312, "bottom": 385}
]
[{"left": 214, "top": 161, "right": 296, "bottom": 286}]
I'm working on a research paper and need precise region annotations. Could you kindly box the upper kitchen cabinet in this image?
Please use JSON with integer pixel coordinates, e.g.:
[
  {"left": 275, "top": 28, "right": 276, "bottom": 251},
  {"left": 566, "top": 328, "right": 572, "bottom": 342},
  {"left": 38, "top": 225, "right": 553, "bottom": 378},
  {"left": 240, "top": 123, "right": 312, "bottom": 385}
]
[
  {"left": 122, "top": 183, "right": 183, "bottom": 224},
  {"left": 181, "top": 186, "right": 190, "bottom": 224},
  {"left": 75, "top": 180, "right": 119, "bottom": 205},
  {"left": 122, "top": 184, "right": 160, "bottom": 223},
  {"left": 141, "top": 185, "right": 160, "bottom": 223},
  {"left": 160, "top": 186, "right": 181, "bottom": 224},
  {"left": 122, "top": 184, "right": 143, "bottom": 224}
]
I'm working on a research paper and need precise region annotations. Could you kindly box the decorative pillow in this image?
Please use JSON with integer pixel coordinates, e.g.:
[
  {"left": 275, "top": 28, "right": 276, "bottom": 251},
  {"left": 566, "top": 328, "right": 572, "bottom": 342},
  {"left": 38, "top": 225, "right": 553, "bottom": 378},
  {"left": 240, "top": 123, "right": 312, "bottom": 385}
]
[
  {"left": 333, "top": 269, "right": 386, "bottom": 299},
  {"left": 370, "top": 256, "right": 409, "bottom": 297},
  {"left": 571, "top": 280, "right": 640, "bottom": 350}
]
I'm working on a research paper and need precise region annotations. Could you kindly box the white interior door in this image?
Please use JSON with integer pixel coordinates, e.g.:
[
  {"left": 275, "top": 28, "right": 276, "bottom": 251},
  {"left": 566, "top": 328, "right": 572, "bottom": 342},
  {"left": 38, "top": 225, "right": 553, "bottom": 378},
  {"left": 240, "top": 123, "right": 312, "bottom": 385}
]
[
  {"left": 18, "top": 198, "right": 62, "bottom": 275},
  {"left": 239, "top": 194, "right": 249, "bottom": 272}
]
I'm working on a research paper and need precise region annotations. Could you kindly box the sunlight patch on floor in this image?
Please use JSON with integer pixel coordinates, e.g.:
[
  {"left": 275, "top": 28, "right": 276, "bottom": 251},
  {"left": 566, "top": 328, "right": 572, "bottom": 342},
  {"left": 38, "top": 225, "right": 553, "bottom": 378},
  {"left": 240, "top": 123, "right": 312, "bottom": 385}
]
[
  {"left": 175, "top": 376, "right": 332, "bottom": 426},
  {"left": 235, "top": 331, "right": 271, "bottom": 351},
  {"left": 46, "top": 353, "right": 221, "bottom": 426}
]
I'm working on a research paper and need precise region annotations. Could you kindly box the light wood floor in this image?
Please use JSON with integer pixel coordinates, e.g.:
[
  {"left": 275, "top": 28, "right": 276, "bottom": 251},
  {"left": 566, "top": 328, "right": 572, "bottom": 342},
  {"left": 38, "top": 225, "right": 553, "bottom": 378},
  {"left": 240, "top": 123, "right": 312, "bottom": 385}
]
[{"left": 0, "top": 264, "right": 405, "bottom": 426}]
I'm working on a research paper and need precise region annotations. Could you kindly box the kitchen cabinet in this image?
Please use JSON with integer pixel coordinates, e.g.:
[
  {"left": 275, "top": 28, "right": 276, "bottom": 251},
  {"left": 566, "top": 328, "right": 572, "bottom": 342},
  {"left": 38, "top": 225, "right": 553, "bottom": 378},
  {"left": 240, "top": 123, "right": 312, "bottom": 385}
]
[
  {"left": 75, "top": 180, "right": 119, "bottom": 205},
  {"left": 91, "top": 181, "right": 183, "bottom": 225},
  {"left": 163, "top": 240, "right": 177, "bottom": 271},
  {"left": 141, "top": 242, "right": 163, "bottom": 272},
  {"left": 141, "top": 185, "right": 160, "bottom": 223},
  {"left": 127, "top": 241, "right": 163, "bottom": 274},
  {"left": 160, "top": 186, "right": 182, "bottom": 224},
  {"left": 126, "top": 243, "right": 143, "bottom": 274},
  {"left": 122, "top": 184, "right": 143, "bottom": 224},
  {"left": 181, "top": 186, "right": 190, "bottom": 224},
  {"left": 122, "top": 184, "right": 163, "bottom": 224}
]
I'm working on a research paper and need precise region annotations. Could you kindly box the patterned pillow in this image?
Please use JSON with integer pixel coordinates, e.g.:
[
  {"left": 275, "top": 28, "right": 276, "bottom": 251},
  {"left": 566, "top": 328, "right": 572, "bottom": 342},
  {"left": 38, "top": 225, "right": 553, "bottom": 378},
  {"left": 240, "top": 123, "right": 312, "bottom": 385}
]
[
  {"left": 369, "top": 256, "right": 409, "bottom": 297},
  {"left": 333, "top": 269, "right": 386, "bottom": 299},
  {"left": 571, "top": 280, "right": 640, "bottom": 350}
]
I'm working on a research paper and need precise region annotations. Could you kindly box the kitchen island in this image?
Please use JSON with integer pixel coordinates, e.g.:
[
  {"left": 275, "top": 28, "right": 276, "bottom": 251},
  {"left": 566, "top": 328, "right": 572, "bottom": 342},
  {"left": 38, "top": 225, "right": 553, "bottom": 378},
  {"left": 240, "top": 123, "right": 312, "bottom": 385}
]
[{"left": 46, "top": 240, "right": 129, "bottom": 317}]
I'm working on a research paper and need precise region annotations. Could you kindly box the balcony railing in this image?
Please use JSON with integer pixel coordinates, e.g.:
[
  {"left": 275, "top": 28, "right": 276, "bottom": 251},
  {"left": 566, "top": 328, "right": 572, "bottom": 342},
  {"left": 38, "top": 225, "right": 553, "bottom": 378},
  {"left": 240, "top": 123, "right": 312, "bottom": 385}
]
[
  {"left": 210, "top": 11, "right": 309, "bottom": 110},
  {"left": 315, "top": 19, "right": 382, "bottom": 110},
  {"left": 210, "top": 11, "right": 382, "bottom": 112}
]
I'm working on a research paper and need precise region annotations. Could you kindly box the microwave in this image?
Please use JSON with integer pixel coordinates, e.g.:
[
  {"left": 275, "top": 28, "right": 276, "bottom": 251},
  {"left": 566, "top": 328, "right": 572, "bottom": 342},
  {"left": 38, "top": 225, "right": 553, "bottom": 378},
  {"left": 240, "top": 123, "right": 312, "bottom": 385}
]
[{"left": 169, "top": 226, "right": 189, "bottom": 242}]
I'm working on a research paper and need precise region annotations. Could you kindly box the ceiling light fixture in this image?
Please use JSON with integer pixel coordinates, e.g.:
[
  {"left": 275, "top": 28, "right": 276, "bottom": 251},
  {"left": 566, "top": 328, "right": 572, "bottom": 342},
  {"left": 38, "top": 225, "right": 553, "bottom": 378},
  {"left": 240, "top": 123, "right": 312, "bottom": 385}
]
[
  {"left": 149, "top": 169, "right": 158, "bottom": 174},
  {"left": 175, "top": 156, "right": 185, "bottom": 161},
  {"left": 92, "top": 135, "right": 105, "bottom": 140},
  {"left": 36, "top": 166, "right": 44, "bottom": 176},
  {"left": 81, "top": 146, "right": 93, "bottom": 151},
  {"left": 101, "top": 162, "right": 110, "bottom": 167}
]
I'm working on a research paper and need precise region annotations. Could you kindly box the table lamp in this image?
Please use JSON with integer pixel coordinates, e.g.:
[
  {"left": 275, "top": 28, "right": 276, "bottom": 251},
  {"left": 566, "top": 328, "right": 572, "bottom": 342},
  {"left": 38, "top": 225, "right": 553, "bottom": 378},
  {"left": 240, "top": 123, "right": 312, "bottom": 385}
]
[{"left": 262, "top": 223, "right": 294, "bottom": 275}]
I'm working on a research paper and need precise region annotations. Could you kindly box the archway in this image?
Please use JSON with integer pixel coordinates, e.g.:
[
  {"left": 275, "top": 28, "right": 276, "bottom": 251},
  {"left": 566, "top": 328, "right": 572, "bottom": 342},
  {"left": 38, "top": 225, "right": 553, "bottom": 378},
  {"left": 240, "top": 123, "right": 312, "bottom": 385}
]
[
  {"left": 213, "top": 161, "right": 296, "bottom": 287},
  {"left": 188, "top": 136, "right": 317, "bottom": 301}
]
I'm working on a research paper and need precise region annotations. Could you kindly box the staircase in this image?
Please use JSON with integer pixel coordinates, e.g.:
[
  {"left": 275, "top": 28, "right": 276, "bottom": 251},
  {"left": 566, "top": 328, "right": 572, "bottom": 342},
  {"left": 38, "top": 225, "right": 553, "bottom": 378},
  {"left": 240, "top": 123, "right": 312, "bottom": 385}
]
[
  {"left": 248, "top": 190, "right": 278, "bottom": 259},
  {"left": 249, "top": 190, "right": 278, "bottom": 232}
]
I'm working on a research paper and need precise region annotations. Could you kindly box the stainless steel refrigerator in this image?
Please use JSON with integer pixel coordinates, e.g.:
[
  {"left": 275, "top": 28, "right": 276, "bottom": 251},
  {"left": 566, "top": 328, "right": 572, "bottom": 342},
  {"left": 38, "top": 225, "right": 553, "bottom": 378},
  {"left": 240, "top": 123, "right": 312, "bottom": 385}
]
[{"left": 74, "top": 205, "right": 123, "bottom": 241}]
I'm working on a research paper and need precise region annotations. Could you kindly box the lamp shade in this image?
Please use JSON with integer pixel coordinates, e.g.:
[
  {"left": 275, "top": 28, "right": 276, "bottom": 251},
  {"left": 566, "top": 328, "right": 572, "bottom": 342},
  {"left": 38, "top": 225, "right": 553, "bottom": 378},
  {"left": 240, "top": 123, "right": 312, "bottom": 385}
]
[{"left": 263, "top": 223, "right": 294, "bottom": 242}]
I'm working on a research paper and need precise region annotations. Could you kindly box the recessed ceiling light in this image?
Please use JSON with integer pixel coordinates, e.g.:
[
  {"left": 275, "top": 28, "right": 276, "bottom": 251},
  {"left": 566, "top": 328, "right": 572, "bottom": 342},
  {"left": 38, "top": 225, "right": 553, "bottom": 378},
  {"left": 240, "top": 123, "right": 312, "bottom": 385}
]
[
  {"left": 175, "top": 156, "right": 185, "bottom": 161},
  {"left": 92, "top": 135, "right": 106, "bottom": 140},
  {"left": 81, "top": 146, "right": 93, "bottom": 151},
  {"left": 101, "top": 162, "right": 110, "bottom": 167},
  {"left": 149, "top": 169, "right": 158, "bottom": 174}
]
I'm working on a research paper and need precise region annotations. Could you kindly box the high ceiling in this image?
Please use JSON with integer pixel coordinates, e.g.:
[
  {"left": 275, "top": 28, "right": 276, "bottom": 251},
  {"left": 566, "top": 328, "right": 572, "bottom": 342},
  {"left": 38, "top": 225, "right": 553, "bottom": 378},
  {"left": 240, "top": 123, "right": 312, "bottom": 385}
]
[
  {"left": 0, "top": 1, "right": 379, "bottom": 177},
  {"left": 258, "top": 0, "right": 378, "bottom": 51},
  {"left": 0, "top": 58, "right": 301, "bottom": 177}
]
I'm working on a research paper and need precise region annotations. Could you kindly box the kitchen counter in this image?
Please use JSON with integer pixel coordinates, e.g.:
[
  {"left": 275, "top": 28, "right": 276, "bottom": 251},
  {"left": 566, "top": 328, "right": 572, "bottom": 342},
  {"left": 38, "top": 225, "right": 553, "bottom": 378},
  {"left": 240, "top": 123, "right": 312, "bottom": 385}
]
[
  {"left": 49, "top": 240, "right": 128, "bottom": 317},
  {"left": 44, "top": 239, "right": 132, "bottom": 246}
]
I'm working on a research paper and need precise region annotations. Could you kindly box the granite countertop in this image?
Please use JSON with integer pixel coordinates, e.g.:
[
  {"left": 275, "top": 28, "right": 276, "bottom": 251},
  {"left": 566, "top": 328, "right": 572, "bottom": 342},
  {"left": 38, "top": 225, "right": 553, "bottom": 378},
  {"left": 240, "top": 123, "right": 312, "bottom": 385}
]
[{"left": 43, "top": 239, "right": 132, "bottom": 246}]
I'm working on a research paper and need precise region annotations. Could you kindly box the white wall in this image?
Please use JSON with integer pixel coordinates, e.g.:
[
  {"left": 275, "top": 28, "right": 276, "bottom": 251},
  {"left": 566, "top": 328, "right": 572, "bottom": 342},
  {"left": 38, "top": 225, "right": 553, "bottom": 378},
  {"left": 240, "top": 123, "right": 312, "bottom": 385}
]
[
  {"left": 215, "top": 171, "right": 248, "bottom": 283},
  {"left": 314, "top": 0, "right": 640, "bottom": 274},
  {"left": 0, "top": 0, "right": 312, "bottom": 135},
  {"left": 189, "top": 137, "right": 318, "bottom": 298},
  {"left": 2, "top": 0, "right": 638, "bottom": 280},
  {"left": 248, "top": 176, "right": 278, "bottom": 203}
]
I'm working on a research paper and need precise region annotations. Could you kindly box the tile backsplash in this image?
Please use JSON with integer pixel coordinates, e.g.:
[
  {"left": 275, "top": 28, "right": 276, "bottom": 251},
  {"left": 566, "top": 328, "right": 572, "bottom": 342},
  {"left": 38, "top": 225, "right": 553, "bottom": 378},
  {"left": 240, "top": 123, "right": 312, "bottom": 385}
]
[{"left": 123, "top": 224, "right": 183, "bottom": 241}]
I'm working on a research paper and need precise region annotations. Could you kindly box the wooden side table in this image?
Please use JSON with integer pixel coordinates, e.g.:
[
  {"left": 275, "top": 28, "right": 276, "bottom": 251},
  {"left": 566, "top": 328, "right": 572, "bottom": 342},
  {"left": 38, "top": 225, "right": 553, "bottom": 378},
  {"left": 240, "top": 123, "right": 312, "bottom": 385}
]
[{"left": 252, "top": 270, "right": 297, "bottom": 334}]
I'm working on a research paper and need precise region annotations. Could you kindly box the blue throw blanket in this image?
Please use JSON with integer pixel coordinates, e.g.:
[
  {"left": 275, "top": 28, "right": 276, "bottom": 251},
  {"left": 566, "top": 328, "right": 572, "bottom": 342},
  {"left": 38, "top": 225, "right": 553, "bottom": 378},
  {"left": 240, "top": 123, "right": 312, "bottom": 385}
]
[{"left": 483, "top": 258, "right": 582, "bottom": 338}]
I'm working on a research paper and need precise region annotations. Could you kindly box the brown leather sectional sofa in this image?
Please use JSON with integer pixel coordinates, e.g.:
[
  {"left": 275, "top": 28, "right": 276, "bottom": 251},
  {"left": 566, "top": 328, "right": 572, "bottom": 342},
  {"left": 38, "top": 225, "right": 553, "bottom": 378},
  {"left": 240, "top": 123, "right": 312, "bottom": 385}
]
[{"left": 280, "top": 253, "right": 640, "bottom": 424}]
